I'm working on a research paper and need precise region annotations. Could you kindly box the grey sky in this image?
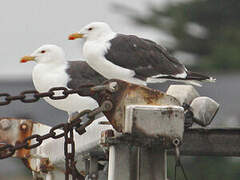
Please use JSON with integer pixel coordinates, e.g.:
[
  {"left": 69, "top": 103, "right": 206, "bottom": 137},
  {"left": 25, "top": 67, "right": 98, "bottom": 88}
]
[{"left": 0, "top": 0, "right": 167, "bottom": 80}]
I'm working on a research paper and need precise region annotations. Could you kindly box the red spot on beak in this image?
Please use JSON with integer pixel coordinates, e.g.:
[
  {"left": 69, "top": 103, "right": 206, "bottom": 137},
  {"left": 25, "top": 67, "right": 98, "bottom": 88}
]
[
  {"left": 20, "top": 56, "right": 35, "bottom": 63},
  {"left": 68, "top": 36, "right": 75, "bottom": 40},
  {"left": 20, "top": 59, "right": 27, "bottom": 63}
]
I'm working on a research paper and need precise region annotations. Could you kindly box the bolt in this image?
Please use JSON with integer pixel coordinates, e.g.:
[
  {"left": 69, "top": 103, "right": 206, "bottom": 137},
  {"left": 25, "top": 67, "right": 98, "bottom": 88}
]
[
  {"left": 20, "top": 123, "right": 28, "bottom": 132},
  {"left": 102, "top": 101, "right": 113, "bottom": 111},
  {"left": 108, "top": 82, "right": 118, "bottom": 92},
  {"left": 172, "top": 138, "right": 181, "bottom": 147},
  {"left": 0, "top": 119, "right": 11, "bottom": 130}
]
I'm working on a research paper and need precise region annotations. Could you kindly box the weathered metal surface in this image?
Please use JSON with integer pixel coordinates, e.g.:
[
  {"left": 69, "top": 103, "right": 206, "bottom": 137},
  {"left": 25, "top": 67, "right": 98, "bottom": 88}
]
[
  {"left": 0, "top": 117, "right": 115, "bottom": 179},
  {"left": 103, "top": 128, "right": 240, "bottom": 157},
  {"left": 166, "top": 85, "right": 219, "bottom": 127},
  {"left": 0, "top": 118, "right": 33, "bottom": 158},
  {"left": 167, "top": 128, "right": 240, "bottom": 156},
  {"left": 36, "top": 117, "right": 116, "bottom": 173},
  {"left": 108, "top": 144, "right": 167, "bottom": 180},
  {"left": 166, "top": 85, "right": 199, "bottom": 105},
  {"left": 1, "top": 118, "right": 240, "bottom": 179},
  {"left": 190, "top": 97, "right": 220, "bottom": 126},
  {"left": 89, "top": 155, "right": 98, "bottom": 179},
  {"left": 125, "top": 105, "right": 184, "bottom": 142},
  {"left": 89, "top": 80, "right": 180, "bottom": 132}
]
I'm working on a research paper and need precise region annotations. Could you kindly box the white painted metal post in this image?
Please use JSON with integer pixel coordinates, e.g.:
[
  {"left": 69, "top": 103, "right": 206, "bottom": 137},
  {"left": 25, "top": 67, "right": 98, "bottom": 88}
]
[
  {"left": 107, "top": 104, "right": 184, "bottom": 180},
  {"left": 108, "top": 144, "right": 133, "bottom": 180},
  {"left": 139, "top": 148, "right": 167, "bottom": 180},
  {"left": 108, "top": 144, "right": 167, "bottom": 180}
]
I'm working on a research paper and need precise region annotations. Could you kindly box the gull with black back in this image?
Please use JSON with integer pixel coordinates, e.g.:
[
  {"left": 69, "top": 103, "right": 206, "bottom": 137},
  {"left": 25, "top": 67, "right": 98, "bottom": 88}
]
[{"left": 69, "top": 22, "right": 215, "bottom": 87}]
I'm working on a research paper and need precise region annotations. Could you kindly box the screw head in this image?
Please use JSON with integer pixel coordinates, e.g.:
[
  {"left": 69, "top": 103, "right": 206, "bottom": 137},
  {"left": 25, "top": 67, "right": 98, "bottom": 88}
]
[
  {"left": 20, "top": 123, "right": 28, "bottom": 132},
  {"left": 108, "top": 82, "right": 118, "bottom": 92},
  {"left": 0, "top": 119, "right": 11, "bottom": 130}
]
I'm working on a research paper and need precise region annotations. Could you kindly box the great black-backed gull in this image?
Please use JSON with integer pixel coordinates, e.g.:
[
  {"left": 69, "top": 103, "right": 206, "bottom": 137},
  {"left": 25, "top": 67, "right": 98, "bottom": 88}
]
[
  {"left": 20, "top": 44, "right": 106, "bottom": 121},
  {"left": 68, "top": 22, "right": 215, "bottom": 86}
]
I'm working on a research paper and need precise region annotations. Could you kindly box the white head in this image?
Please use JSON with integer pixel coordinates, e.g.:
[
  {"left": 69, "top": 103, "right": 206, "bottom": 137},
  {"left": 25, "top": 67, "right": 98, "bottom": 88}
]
[
  {"left": 68, "top": 22, "right": 114, "bottom": 41},
  {"left": 20, "top": 44, "right": 66, "bottom": 65}
]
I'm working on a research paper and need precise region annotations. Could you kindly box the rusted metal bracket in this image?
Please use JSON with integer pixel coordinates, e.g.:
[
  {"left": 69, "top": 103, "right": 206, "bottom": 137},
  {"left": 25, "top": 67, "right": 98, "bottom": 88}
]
[
  {"left": 78, "top": 79, "right": 181, "bottom": 132},
  {"left": 0, "top": 81, "right": 221, "bottom": 180},
  {"left": 0, "top": 117, "right": 115, "bottom": 179}
]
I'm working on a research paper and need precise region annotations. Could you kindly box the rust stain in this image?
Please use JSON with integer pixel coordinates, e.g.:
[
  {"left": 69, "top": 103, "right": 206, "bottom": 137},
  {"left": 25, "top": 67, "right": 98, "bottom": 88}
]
[
  {"left": 161, "top": 109, "right": 174, "bottom": 118},
  {"left": 21, "top": 158, "right": 32, "bottom": 170},
  {"left": 98, "top": 80, "right": 128, "bottom": 132},
  {"left": 40, "top": 158, "right": 55, "bottom": 173},
  {"left": 16, "top": 120, "right": 33, "bottom": 158},
  {"left": 127, "top": 84, "right": 165, "bottom": 105},
  {"left": 93, "top": 79, "right": 180, "bottom": 132}
]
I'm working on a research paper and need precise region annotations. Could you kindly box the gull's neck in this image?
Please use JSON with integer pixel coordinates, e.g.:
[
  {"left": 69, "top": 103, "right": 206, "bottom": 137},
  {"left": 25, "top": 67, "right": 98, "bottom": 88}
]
[
  {"left": 36, "top": 60, "right": 67, "bottom": 70},
  {"left": 87, "top": 31, "right": 117, "bottom": 42}
]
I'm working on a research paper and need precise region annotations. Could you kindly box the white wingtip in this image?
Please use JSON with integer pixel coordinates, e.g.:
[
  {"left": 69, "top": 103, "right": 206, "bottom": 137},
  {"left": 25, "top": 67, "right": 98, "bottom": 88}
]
[{"left": 205, "top": 77, "right": 216, "bottom": 83}]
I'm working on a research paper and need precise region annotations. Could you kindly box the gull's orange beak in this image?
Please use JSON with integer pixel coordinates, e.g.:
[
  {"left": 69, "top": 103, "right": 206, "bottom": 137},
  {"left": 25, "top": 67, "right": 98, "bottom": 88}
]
[
  {"left": 20, "top": 56, "right": 35, "bottom": 63},
  {"left": 68, "top": 33, "right": 84, "bottom": 40}
]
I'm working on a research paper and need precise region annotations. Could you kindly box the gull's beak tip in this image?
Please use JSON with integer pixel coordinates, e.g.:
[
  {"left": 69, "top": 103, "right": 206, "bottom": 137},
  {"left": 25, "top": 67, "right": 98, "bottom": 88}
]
[{"left": 68, "top": 33, "right": 84, "bottom": 40}]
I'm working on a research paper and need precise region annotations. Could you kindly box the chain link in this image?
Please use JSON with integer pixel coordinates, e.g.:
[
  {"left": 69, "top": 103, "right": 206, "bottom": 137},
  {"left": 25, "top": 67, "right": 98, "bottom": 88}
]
[
  {"left": 0, "top": 110, "right": 95, "bottom": 179},
  {"left": 0, "top": 107, "right": 100, "bottom": 158},
  {"left": 0, "top": 86, "right": 93, "bottom": 106},
  {"left": 0, "top": 82, "right": 118, "bottom": 106},
  {"left": 0, "top": 99, "right": 112, "bottom": 179},
  {"left": 0, "top": 84, "right": 115, "bottom": 179},
  {"left": 0, "top": 93, "right": 11, "bottom": 105}
]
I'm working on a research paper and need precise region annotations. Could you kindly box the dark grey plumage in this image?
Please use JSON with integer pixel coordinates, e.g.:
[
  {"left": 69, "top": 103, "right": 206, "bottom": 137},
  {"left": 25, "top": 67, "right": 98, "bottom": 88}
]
[
  {"left": 66, "top": 61, "right": 106, "bottom": 89},
  {"left": 104, "top": 34, "right": 211, "bottom": 82}
]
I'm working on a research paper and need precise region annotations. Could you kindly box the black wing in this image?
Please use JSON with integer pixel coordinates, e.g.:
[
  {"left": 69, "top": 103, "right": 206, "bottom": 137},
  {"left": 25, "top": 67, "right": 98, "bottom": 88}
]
[
  {"left": 105, "top": 34, "right": 186, "bottom": 80},
  {"left": 66, "top": 61, "right": 106, "bottom": 89}
]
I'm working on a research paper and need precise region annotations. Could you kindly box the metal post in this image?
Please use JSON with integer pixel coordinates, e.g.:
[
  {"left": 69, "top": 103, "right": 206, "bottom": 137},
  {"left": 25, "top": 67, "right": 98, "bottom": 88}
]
[
  {"left": 139, "top": 148, "right": 167, "bottom": 180},
  {"left": 89, "top": 155, "right": 98, "bottom": 180},
  {"left": 108, "top": 144, "right": 136, "bottom": 180},
  {"left": 108, "top": 144, "right": 167, "bottom": 180}
]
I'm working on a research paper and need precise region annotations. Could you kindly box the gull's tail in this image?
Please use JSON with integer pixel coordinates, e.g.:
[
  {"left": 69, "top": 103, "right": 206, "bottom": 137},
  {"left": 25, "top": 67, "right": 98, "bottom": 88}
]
[
  {"left": 185, "top": 71, "right": 216, "bottom": 86},
  {"left": 147, "top": 71, "right": 216, "bottom": 87}
]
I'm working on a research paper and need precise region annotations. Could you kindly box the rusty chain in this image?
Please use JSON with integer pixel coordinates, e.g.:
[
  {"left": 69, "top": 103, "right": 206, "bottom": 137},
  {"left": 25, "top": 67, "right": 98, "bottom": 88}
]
[
  {"left": 0, "top": 85, "right": 115, "bottom": 180},
  {"left": 0, "top": 109, "right": 97, "bottom": 180},
  {"left": 0, "top": 82, "right": 118, "bottom": 106},
  {"left": 0, "top": 86, "right": 93, "bottom": 106}
]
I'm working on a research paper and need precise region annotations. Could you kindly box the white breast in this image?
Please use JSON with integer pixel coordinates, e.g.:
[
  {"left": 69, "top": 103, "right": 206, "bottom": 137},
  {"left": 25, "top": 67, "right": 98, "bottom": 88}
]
[{"left": 32, "top": 63, "right": 98, "bottom": 114}]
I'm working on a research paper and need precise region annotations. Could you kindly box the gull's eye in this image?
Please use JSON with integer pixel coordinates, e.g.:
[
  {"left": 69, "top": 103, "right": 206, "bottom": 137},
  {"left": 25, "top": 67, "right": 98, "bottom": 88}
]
[
  {"left": 88, "top": 27, "right": 93, "bottom": 31},
  {"left": 40, "top": 50, "right": 46, "bottom": 54}
]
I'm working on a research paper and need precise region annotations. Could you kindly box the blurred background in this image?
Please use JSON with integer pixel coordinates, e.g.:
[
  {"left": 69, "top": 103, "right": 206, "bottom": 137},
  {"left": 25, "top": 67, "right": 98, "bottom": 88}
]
[{"left": 0, "top": 0, "right": 240, "bottom": 179}]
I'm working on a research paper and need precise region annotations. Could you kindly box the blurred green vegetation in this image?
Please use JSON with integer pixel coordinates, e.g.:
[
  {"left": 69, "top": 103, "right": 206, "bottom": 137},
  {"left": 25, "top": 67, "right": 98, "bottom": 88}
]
[
  {"left": 168, "top": 156, "right": 240, "bottom": 180},
  {"left": 114, "top": 1, "right": 240, "bottom": 179},
  {"left": 116, "top": 0, "right": 240, "bottom": 71}
]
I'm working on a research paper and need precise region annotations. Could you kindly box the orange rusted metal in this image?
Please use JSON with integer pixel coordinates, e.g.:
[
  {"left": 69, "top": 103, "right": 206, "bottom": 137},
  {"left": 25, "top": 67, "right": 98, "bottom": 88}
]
[
  {"left": 39, "top": 158, "right": 55, "bottom": 173},
  {"left": 92, "top": 80, "right": 180, "bottom": 132},
  {"left": 0, "top": 118, "right": 33, "bottom": 158},
  {"left": 17, "top": 120, "right": 33, "bottom": 158}
]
